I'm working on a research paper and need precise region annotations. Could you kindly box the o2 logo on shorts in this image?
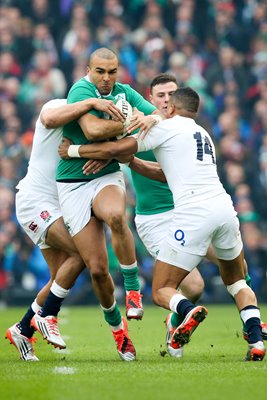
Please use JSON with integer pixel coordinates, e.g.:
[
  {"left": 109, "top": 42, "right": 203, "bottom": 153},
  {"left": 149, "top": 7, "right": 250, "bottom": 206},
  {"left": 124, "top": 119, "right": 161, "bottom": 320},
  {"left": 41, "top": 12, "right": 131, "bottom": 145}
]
[{"left": 174, "top": 229, "right": 185, "bottom": 246}]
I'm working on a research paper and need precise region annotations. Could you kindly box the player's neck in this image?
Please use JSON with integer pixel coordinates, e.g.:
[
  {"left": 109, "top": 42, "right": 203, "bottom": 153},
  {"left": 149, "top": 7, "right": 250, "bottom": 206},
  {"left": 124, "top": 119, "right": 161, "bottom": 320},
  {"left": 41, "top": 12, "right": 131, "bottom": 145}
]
[{"left": 175, "top": 110, "right": 196, "bottom": 120}]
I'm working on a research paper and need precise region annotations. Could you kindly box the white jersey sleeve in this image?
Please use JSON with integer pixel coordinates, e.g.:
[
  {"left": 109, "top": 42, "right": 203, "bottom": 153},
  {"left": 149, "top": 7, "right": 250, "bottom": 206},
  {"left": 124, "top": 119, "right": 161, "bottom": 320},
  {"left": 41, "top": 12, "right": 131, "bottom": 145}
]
[
  {"left": 16, "top": 99, "right": 67, "bottom": 197},
  {"left": 136, "top": 121, "right": 169, "bottom": 152}
]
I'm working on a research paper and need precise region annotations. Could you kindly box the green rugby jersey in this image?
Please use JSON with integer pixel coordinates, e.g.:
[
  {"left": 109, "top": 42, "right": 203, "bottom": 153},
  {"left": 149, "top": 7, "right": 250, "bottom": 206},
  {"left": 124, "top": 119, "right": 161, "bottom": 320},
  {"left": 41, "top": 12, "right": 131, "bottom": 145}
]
[
  {"left": 56, "top": 77, "right": 156, "bottom": 181},
  {"left": 131, "top": 151, "right": 174, "bottom": 215}
]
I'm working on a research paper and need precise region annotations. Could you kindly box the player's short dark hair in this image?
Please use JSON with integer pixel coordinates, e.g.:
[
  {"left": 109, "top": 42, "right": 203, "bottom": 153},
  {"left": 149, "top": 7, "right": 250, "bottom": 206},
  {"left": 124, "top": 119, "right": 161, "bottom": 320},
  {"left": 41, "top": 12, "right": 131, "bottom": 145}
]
[
  {"left": 89, "top": 47, "right": 118, "bottom": 66},
  {"left": 150, "top": 74, "right": 178, "bottom": 92},
  {"left": 170, "top": 87, "right": 200, "bottom": 113}
]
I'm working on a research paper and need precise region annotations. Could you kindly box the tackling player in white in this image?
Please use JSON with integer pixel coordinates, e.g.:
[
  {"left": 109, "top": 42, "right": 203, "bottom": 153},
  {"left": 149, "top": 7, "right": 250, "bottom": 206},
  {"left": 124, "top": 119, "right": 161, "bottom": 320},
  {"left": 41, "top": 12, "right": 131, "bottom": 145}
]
[{"left": 6, "top": 97, "right": 130, "bottom": 361}]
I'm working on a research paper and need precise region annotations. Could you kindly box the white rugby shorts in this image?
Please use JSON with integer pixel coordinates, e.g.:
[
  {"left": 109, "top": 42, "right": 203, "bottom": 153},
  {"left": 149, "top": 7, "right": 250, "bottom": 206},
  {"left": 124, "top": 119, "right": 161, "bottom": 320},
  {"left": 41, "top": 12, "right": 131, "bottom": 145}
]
[
  {"left": 135, "top": 209, "right": 173, "bottom": 258},
  {"left": 157, "top": 193, "right": 243, "bottom": 271},
  {"left": 16, "top": 190, "right": 62, "bottom": 249},
  {"left": 57, "top": 171, "right": 125, "bottom": 237}
]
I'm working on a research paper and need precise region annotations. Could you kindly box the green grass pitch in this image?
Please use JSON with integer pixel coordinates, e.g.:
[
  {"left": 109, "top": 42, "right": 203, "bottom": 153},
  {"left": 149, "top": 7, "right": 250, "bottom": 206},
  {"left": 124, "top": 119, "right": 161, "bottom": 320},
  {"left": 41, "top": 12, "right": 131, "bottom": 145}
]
[{"left": 1, "top": 305, "right": 267, "bottom": 400}]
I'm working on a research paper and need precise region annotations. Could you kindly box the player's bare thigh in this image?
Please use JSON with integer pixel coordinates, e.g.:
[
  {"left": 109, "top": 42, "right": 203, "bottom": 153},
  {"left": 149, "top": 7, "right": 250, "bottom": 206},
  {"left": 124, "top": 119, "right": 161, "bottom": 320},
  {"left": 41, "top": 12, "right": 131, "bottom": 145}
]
[
  {"left": 45, "top": 217, "right": 77, "bottom": 254},
  {"left": 44, "top": 217, "right": 85, "bottom": 286},
  {"left": 41, "top": 247, "right": 69, "bottom": 277},
  {"left": 92, "top": 185, "right": 126, "bottom": 222}
]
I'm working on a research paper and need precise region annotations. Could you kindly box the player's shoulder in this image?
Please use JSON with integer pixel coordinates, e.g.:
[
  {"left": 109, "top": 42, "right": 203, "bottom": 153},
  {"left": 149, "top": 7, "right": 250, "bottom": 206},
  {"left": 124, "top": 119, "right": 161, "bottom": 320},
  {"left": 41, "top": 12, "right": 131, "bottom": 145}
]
[
  {"left": 157, "top": 117, "right": 174, "bottom": 130},
  {"left": 114, "top": 82, "right": 135, "bottom": 97},
  {"left": 170, "top": 115, "right": 196, "bottom": 131},
  {"left": 115, "top": 82, "right": 130, "bottom": 91},
  {"left": 152, "top": 116, "right": 184, "bottom": 139},
  {"left": 69, "top": 77, "right": 94, "bottom": 93}
]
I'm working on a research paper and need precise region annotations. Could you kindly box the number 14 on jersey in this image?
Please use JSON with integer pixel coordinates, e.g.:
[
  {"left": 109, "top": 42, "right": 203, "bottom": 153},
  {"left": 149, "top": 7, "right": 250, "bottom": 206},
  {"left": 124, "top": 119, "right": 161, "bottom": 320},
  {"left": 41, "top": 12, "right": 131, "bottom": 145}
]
[{"left": 193, "top": 131, "right": 215, "bottom": 164}]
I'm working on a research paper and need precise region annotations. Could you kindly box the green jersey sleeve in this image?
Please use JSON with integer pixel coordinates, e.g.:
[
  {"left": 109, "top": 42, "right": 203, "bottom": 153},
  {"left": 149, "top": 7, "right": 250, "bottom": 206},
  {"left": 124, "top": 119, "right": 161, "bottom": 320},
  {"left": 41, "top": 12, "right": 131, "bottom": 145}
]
[{"left": 123, "top": 84, "right": 157, "bottom": 115}]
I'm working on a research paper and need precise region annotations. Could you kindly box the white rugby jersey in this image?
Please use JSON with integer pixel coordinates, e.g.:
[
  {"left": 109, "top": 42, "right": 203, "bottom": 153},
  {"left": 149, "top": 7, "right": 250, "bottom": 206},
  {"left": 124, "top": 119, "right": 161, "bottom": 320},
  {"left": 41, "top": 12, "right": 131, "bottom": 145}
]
[
  {"left": 137, "top": 115, "right": 226, "bottom": 207},
  {"left": 17, "top": 99, "right": 66, "bottom": 197}
]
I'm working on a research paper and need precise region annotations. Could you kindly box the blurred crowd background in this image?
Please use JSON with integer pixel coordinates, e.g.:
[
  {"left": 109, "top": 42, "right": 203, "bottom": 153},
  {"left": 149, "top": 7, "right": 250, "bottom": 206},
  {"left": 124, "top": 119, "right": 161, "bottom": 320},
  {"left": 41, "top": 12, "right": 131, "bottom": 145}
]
[{"left": 0, "top": 0, "right": 267, "bottom": 306}]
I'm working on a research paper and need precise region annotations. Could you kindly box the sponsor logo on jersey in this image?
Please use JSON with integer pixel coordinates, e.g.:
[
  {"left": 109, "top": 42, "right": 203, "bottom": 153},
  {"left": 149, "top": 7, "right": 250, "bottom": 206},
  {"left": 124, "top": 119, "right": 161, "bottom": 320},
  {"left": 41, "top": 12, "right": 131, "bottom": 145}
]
[
  {"left": 29, "top": 222, "right": 38, "bottom": 232},
  {"left": 114, "top": 93, "right": 126, "bottom": 101},
  {"left": 40, "top": 210, "right": 52, "bottom": 223}
]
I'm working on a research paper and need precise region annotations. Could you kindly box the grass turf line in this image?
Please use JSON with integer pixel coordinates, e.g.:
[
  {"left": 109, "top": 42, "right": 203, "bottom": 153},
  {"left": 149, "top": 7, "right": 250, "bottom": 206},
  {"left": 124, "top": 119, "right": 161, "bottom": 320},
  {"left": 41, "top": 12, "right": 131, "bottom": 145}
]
[{"left": 0, "top": 305, "right": 267, "bottom": 400}]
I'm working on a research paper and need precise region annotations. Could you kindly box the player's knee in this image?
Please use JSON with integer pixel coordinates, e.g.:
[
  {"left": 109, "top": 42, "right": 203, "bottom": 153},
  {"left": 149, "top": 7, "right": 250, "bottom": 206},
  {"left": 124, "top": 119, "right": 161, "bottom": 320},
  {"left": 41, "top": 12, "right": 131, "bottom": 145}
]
[
  {"left": 194, "top": 279, "right": 205, "bottom": 301},
  {"left": 226, "top": 279, "right": 254, "bottom": 299},
  {"left": 151, "top": 289, "right": 161, "bottom": 306},
  {"left": 180, "top": 279, "right": 205, "bottom": 303},
  {"left": 68, "top": 255, "right": 85, "bottom": 273},
  {"left": 89, "top": 257, "right": 109, "bottom": 282},
  {"left": 90, "top": 267, "right": 109, "bottom": 284},
  {"left": 107, "top": 213, "right": 126, "bottom": 234},
  {"left": 178, "top": 270, "right": 205, "bottom": 302}
]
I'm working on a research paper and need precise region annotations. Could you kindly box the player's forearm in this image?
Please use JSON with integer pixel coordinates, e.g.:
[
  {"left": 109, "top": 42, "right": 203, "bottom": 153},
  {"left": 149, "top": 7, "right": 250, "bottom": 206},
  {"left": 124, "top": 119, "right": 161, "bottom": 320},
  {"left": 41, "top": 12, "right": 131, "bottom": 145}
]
[
  {"left": 68, "top": 137, "right": 138, "bottom": 160},
  {"left": 129, "top": 157, "right": 166, "bottom": 182},
  {"left": 79, "top": 118, "right": 124, "bottom": 141},
  {"left": 41, "top": 99, "right": 98, "bottom": 128},
  {"left": 78, "top": 142, "right": 116, "bottom": 159}
]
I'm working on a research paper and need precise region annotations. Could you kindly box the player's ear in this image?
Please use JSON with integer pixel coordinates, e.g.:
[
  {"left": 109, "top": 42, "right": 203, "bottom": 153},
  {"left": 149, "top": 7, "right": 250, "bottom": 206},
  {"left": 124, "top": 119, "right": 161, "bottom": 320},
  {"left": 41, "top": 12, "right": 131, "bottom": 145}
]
[{"left": 167, "top": 103, "right": 175, "bottom": 117}]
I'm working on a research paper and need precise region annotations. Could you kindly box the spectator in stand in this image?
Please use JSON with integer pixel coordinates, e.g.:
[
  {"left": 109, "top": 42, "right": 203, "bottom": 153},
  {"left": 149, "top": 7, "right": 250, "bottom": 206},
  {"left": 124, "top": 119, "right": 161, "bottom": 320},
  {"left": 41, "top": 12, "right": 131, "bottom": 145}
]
[
  {"left": 26, "top": 0, "right": 57, "bottom": 35},
  {"left": 103, "top": 0, "right": 125, "bottom": 19},
  {"left": 32, "top": 24, "right": 59, "bottom": 66},
  {"left": 131, "top": 12, "right": 173, "bottom": 56},
  {"left": 174, "top": 0, "right": 196, "bottom": 47},
  {"left": 31, "top": 50, "right": 67, "bottom": 98},
  {"left": 142, "top": 37, "right": 166, "bottom": 74},
  {"left": 205, "top": 46, "right": 250, "bottom": 99},
  {"left": 207, "top": 1, "right": 250, "bottom": 53},
  {"left": 0, "top": 51, "right": 22, "bottom": 79},
  {"left": 97, "top": 16, "right": 138, "bottom": 80},
  {"left": 15, "top": 17, "right": 35, "bottom": 70},
  {"left": 0, "top": 26, "right": 18, "bottom": 55}
]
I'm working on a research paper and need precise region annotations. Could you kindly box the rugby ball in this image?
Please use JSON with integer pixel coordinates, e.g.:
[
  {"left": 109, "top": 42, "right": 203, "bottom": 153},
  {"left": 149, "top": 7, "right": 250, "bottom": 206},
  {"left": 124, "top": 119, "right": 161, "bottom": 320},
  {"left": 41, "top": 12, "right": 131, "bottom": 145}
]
[{"left": 115, "top": 99, "right": 132, "bottom": 140}]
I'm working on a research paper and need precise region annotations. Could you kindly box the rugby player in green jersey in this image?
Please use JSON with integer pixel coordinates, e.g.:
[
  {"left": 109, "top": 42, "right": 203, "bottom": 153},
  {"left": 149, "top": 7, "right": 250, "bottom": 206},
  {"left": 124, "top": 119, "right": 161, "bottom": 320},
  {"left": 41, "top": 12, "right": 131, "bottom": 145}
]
[{"left": 55, "top": 48, "right": 164, "bottom": 359}]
